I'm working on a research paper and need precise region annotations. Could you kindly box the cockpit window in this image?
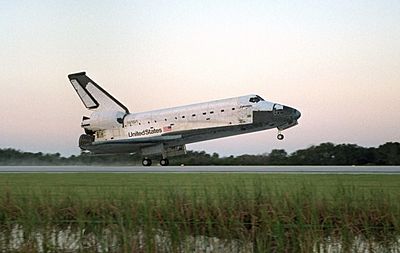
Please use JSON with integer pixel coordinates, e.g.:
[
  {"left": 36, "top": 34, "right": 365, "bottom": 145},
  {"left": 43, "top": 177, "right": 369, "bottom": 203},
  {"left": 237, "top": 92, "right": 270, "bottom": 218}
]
[{"left": 249, "top": 96, "right": 264, "bottom": 103}]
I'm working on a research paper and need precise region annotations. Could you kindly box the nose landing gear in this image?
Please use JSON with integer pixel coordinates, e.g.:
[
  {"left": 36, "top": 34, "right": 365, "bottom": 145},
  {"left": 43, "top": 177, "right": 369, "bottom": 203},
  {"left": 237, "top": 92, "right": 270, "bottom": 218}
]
[{"left": 277, "top": 133, "right": 284, "bottom": 140}]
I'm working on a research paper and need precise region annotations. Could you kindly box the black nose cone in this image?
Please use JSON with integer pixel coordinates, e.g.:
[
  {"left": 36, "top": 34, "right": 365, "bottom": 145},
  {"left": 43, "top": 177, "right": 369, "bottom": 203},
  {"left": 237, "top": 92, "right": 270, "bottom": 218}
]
[
  {"left": 282, "top": 106, "right": 301, "bottom": 120},
  {"left": 294, "top": 109, "right": 301, "bottom": 120}
]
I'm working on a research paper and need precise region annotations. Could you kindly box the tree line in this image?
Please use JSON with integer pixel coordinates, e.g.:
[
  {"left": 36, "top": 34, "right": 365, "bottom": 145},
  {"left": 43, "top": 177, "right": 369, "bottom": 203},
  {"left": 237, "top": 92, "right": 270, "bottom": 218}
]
[{"left": 0, "top": 142, "right": 399, "bottom": 166}]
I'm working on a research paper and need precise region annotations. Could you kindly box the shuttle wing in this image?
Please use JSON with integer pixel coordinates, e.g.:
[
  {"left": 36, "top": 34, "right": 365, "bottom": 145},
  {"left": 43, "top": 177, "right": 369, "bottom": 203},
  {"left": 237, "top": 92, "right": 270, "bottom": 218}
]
[
  {"left": 92, "top": 134, "right": 182, "bottom": 146},
  {"left": 84, "top": 134, "right": 183, "bottom": 155}
]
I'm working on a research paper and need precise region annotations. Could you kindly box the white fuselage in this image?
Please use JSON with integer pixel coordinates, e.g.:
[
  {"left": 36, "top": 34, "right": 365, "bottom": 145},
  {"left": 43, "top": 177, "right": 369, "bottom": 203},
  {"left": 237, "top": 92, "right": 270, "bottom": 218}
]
[{"left": 92, "top": 95, "right": 274, "bottom": 144}]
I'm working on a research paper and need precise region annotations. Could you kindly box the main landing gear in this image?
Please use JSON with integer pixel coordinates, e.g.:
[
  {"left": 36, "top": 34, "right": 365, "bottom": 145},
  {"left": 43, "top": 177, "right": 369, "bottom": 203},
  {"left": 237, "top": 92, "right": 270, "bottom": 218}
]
[
  {"left": 142, "top": 158, "right": 152, "bottom": 166},
  {"left": 160, "top": 158, "right": 169, "bottom": 166},
  {"left": 141, "top": 157, "right": 170, "bottom": 166},
  {"left": 277, "top": 133, "right": 284, "bottom": 140}
]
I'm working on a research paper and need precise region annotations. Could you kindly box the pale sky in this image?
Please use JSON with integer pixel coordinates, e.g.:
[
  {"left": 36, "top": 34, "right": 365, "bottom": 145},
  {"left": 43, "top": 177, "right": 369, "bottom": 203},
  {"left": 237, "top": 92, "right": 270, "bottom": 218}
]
[{"left": 0, "top": 0, "right": 399, "bottom": 156}]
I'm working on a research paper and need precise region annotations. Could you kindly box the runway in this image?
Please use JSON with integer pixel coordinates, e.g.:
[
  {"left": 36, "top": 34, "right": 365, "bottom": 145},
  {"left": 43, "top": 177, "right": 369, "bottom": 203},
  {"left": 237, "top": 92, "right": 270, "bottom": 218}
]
[{"left": 0, "top": 166, "right": 399, "bottom": 173}]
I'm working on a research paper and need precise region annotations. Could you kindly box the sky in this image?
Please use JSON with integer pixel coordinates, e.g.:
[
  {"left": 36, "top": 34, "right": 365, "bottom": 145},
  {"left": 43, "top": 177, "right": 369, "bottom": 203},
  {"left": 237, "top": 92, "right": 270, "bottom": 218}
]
[{"left": 0, "top": 0, "right": 399, "bottom": 156}]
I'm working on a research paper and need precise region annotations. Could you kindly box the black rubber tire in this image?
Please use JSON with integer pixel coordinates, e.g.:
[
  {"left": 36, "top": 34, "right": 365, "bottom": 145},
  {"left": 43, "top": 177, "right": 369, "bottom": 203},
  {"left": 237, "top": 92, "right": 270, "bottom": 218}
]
[
  {"left": 142, "top": 158, "right": 152, "bottom": 166},
  {"left": 160, "top": 158, "right": 169, "bottom": 166},
  {"left": 277, "top": 134, "right": 284, "bottom": 140}
]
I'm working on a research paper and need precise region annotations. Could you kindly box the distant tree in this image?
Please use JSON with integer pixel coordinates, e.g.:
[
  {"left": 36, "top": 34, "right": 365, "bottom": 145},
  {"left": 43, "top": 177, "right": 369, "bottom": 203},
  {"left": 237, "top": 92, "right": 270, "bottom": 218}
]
[
  {"left": 268, "top": 149, "right": 288, "bottom": 164},
  {"left": 375, "top": 142, "right": 400, "bottom": 165},
  {"left": 0, "top": 142, "right": 399, "bottom": 166}
]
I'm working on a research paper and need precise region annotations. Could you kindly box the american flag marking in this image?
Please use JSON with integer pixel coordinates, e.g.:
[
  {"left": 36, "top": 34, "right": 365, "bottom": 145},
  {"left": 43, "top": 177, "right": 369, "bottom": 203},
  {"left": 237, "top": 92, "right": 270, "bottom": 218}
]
[{"left": 163, "top": 126, "right": 172, "bottom": 132}]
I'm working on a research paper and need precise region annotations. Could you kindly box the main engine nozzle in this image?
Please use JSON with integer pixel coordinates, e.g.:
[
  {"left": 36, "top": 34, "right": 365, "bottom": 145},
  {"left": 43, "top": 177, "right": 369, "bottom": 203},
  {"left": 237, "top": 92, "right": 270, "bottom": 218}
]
[{"left": 79, "top": 134, "right": 95, "bottom": 150}]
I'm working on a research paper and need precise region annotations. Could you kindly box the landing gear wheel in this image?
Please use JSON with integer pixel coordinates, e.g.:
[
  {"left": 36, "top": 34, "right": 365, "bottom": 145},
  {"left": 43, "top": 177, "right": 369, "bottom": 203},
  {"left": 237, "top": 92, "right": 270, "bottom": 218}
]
[
  {"left": 277, "top": 133, "right": 284, "bottom": 140},
  {"left": 142, "top": 158, "right": 152, "bottom": 166},
  {"left": 160, "top": 158, "right": 169, "bottom": 166}
]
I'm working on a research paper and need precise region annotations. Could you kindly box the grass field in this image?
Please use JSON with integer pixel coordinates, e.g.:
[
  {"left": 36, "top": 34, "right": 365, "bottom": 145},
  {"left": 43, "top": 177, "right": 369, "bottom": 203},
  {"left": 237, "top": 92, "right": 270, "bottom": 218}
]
[{"left": 0, "top": 173, "right": 399, "bottom": 252}]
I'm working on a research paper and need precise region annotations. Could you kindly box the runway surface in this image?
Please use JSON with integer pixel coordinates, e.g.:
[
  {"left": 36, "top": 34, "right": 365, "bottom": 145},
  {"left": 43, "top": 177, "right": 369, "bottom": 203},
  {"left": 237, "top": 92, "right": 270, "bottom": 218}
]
[{"left": 0, "top": 166, "right": 399, "bottom": 173}]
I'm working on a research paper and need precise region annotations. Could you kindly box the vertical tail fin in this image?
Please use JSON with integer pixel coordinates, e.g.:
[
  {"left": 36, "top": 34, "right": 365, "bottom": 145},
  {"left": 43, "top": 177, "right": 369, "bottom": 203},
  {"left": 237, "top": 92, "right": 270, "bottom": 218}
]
[{"left": 68, "top": 72, "right": 130, "bottom": 113}]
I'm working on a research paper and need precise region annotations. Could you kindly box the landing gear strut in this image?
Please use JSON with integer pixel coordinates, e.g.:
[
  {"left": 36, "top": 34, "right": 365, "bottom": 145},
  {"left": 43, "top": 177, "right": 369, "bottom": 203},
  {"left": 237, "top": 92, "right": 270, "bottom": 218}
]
[
  {"left": 160, "top": 158, "right": 169, "bottom": 166},
  {"left": 142, "top": 158, "right": 152, "bottom": 166},
  {"left": 277, "top": 133, "right": 284, "bottom": 140}
]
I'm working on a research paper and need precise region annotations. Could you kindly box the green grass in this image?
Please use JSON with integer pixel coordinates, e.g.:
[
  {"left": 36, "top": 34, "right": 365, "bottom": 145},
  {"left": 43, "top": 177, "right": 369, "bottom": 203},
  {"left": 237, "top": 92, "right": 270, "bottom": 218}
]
[
  {"left": 0, "top": 173, "right": 399, "bottom": 252},
  {"left": 1, "top": 173, "right": 399, "bottom": 197}
]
